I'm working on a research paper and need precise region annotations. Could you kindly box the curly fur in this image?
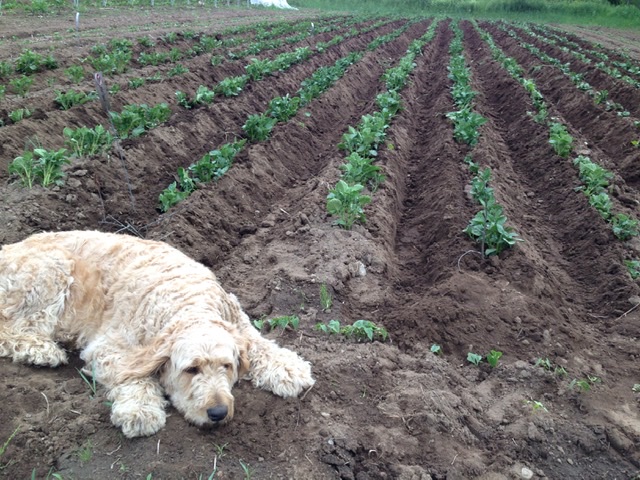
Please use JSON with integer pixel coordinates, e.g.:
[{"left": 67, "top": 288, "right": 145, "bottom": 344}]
[{"left": 0, "top": 230, "right": 315, "bottom": 438}]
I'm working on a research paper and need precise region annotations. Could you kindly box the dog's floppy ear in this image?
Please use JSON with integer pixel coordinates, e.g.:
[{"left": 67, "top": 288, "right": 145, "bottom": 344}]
[
  {"left": 115, "top": 334, "right": 173, "bottom": 383},
  {"left": 236, "top": 337, "right": 251, "bottom": 379}
]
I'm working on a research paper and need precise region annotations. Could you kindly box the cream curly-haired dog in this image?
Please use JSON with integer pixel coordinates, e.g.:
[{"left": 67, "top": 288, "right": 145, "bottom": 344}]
[{"left": 0, "top": 230, "right": 315, "bottom": 438}]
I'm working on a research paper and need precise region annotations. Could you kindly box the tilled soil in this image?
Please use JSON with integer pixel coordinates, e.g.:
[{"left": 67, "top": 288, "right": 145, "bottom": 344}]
[{"left": 1, "top": 8, "right": 639, "bottom": 480}]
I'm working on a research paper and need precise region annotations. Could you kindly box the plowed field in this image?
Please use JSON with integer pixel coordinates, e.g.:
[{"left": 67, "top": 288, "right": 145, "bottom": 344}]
[{"left": 1, "top": 8, "right": 639, "bottom": 480}]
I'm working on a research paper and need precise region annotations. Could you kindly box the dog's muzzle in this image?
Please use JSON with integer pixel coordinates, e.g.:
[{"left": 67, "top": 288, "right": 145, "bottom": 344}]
[{"left": 207, "top": 405, "right": 228, "bottom": 422}]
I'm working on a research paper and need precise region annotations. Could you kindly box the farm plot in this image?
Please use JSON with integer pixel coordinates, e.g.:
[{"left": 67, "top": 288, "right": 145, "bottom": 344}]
[{"left": 1, "top": 10, "right": 639, "bottom": 480}]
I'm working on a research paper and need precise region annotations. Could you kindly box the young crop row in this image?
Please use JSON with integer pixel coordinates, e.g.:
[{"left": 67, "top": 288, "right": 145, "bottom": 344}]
[
  {"left": 173, "top": 18, "right": 393, "bottom": 109},
  {"left": 157, "top": 20, "right": 418, "bottom": 212},
  {"left": 326, "top": 20, "right": 440, "bottom": 229},
  {"left": 524, "top": 23, "right": 640, "bottom": 90},
  {"left": 475, "top": 22, "right": 640, "bottom": 277},
  {"left": 0, "top": 16, "right": 349, "bottom": 124},
  {"left": 495, "top": 23, "right": 634, "bottom": 119},
  {"left": 448, "top": 21, "right": 520, "bottom": 257}
]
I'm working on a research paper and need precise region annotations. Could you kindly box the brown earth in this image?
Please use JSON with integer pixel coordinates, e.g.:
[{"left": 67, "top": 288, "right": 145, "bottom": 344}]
[{"left": 1, "top": 8, "right": 639, "bottom": 480}]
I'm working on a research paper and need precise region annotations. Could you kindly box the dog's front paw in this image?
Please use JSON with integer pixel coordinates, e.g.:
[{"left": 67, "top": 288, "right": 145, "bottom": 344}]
[
  {"left": 111, "top": 400, "right": 167, "bottom": 438},
  {"left": 13, "top": 341, "right": 68, "bottom": 367},
  {"left": 252, "top": 350, "right": 315, "bottom": 398}
]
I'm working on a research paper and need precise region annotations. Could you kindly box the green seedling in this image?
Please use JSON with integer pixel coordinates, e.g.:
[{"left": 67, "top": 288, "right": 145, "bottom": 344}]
[
  {"left": 54, "top": 89, "right": 96, "bottom": 110},
  {"left": 10, "top": 75, "right": 34, "bottom": 96},
  {"left": 242, "top": 113, "right": 276, "bottom": 142},
  {"left": 535, "top": 357, "right": 552, "bottom": 370},
  {"left": 15, "top": 49, "right": 54, "bottom": 74},
  {"left": 465, "top": 199, "right": 522, "bottom": 256},
  {"left": 8, "top": 108, "right": 32, "bottom": 123},
  {"left": 549, "top": 122, "right": 573, "bottom": 158},
  {"left": 486, "top": 350, "right": 503, "bottom": 368},
  {"left": 611, "top": 213, "right": 639, "bottom": 240},
  {"left": 339, "top": 152, "right": 385, "bottom": 192},
  {"left": 267, "top": 95, "right": 300, "bottom": 122},
  {"left": 214, "top": 442, "right": 229, "bottom": 458},
  {"left": 0, "top": 427, "right": 19, "bottom": 457},
  {"left": 467, "top": 352, "right": 482, "bottom": 366},
  {"left": 266, "top": 315, "right": 300, "bottom": 331},
  {"left": 158, "top": 182, "right": 189, "bottom": 212},
  {"left": 525, "top": 400, "right": 548, "bottom": 413},
  {"left": 326, "top": 180, "right": 371, "bottom": 230},
  {"left": 245, "top": 57, "right": 274, "bottom": 81},
  {"left": 315, "top": 319, "right": 341, "bottom": 335},
  {"left": 168, "top": 64, "right": 189, "bottom": 77},
  {"left": 632, "top": 384, "right": 640, "bottom": 393},
  {"left": 194, "top": 85, "right": 215, "bottom": 105},
  {"left": 239, "top": 460, "right": 254, "bottom": 480},
  {"left": 109, "top": 103, "right": 171, "bottom": 139},
  {"left": 64, "top": 65, "right": 85, "bottom": 84},
  {"left": 33, "top": 148, "right": 70, "bottom": 187},
  {"left": 554, "top": 366, "right": 568, "bottom": 377},
  {"left": 175, "top": 91, "right": 192, "bottom": 109},
  {"left": 128, "top": 77, "right": 145, "bottom": 89},
  {"left": 8, "top": 151, "right": 36, "bottom": 188},
  {"left": 625, "top": 260, "right": 640, "bottom": 279},
  {"left": 216, "top": 75, "right": 247, "bottom": 97},
  {"left": 64, "top": 125, "right": 113, "bottom": 157},
  {"left": 319, "top": 283, "right": 332, "bottom": 311},
  {"left": 0, "top": 61, "right": 13, "bottom": 79},
  {"left": 76, "top": 441, "right": 93, "bottom": 463},
  {"left": 430, "top": 344, "right": 442, "bottom": 355},
  {"left": 77, "top": 364, "right": 97, "bottom": 397},
  {"left": 446, "top": 108, "right": 487, "bottom": 146}
]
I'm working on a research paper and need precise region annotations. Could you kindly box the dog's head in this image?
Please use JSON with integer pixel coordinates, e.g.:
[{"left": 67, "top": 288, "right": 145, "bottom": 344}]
[{"left": 117, "top": 322, "right": 250, "bottom": 427}]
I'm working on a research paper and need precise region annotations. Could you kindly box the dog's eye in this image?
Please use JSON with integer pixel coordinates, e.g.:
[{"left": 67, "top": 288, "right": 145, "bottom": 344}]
[
  {"left": 185, "top": 366, "right": 200, "bottom": 375},
  {"left": 223, "top": 363, "right": 232, "bottom": 370}
]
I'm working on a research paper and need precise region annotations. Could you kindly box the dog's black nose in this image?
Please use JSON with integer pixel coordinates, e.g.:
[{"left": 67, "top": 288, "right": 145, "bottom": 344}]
[{"left": 207, "top": 405, "right": 228, "bottom": 422}]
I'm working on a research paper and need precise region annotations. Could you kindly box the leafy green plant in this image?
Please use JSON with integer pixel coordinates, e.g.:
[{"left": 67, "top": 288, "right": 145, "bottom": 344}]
[
  {"left": 216, "top": 75, "right": 247, "bottom": 97},
  {"left": 625, "top": 259, "right": 640, "bottom": 279},
  {"left": 446, "top": 108, "right": 487, "bottom": 146},
  {"left": 76, "top": 441, "right": 93, "bottom": 463},
  {"left": 63, "top": 125, "right": 113, "bottom": 157},
  {"left": 8, "top": 108, "right": 32, "bottom": 123},
  {"left": 245, "top": 57, "right": 274, "bottom": 81},
  {"left": 33, "top": 148, "right": 70, "bottom": 187},
  {"left": 632, "top": 384, "right": 640, "bottom": 393},
  {"left": 15, "top": 49, "right": 54, "bottom": 75},
  {"left": 263, "top": 315, "right": 300, "bottom": 331},
  {"left": 89, "top": 50, "right": 131, "bottom": 75},
  {"left": 64, "top": 65, "right": 85, "bottom": 84},
  {"left": 211, "top": 55, "right": 224, "bottom": 66},
  {"left": 109, "top": 103, "right": 171, "bottom": 139},
  {"left": 467, "top": 352, "right": 482, "bottom": 366},
  {"left": 573, "top": 155, "right": 612, "bottom": 196},
  {"left": 128, "top": 77, "right": 145, "bottom": 89},
  {"left": 175, "top": 91, "right": 192, "bottom": 109},
  {"left": 610, "top": 213, "right": 639, "bottom": 240},
  {"left": 464, "top": 193, "right": 521, "bottom": 256},
  {"left": 339, "top": 152, "right": 385, "bottom": 192},
  {"left": 319, "top": 283, "right": 332, "bottom": 311},
  {"left": 242, "top": 113, "right": 277, "bottom": 142},
  {"left": 338, "top": 113, "right": 388, "bottom": 157},
  {"left": 430, "top": 344, "right": 442, "bottom": 355},
  {"left": 315, "top": 319, "right": 341, "bottom": 335},
  {"left": 589, "top": 191, "right": 612, "bottom": 217},
  {"left": 158, "top": 182, "right": 189, "bottom": 212},
  {"left": 194, "top": 85, "right": 215, "bottom": 105},
  {"left": 486, "top": 350, "right": 503, "bottom": 368},
  {"left": 8, "top": 152, "right": 36, "bottom": 188},
  {"left": 10, "top": 75, "right": 34, "bottom": 96},
  {"left": 0, "top": 61, "right": 13, "bottom": 79},
  {"left": 239, "top": 460, "right": 254, "bottom": 480},
  {"left": 168, "top": 48, "right": 183, "bottom": 63},
  {"left": 267, "top": 95, "right": 300, "bottom": 122},
  {"left": 326, "top": 180, "right": 371, "bottom": 230},
  {"left": 168, "top": 64, "right": 189, "bottom": 77},
  {"left": 138, "top": 52, "right": 168, "bottom": 66},
  {"left": 524, "top": 400, "right": 548, "bottom": 413},
  {"left": 549, "top": 122, "right": 573, "bottom": 158},
  {"left": 54, "top": 89, "right": 96, "bottom": 110},
  {"left": 137, "top": 36, "right": 154, "bottom": 48}
]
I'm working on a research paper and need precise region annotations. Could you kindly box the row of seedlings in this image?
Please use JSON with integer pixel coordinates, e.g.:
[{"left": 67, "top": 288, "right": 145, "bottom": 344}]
[
  {"left": 174, "top": 18, "right": 395, "bottom": 109},
  {"left": 449, "top": 21, "right": 521, "bottom": 256},
  {"left": 521, "top": 22, "right": 640, "bottom": 90},
  {"left": 157, "top": 20, "right": 419, "bottom": 211},
  {"left": 326, "top": 19, "right": 440, "bottom": 229},
  {"left": 474, "top": 22, "right": 640, "bottom": 278},
  {"left": 493, "top": 22, "right": 634, "bottom": 118}
]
